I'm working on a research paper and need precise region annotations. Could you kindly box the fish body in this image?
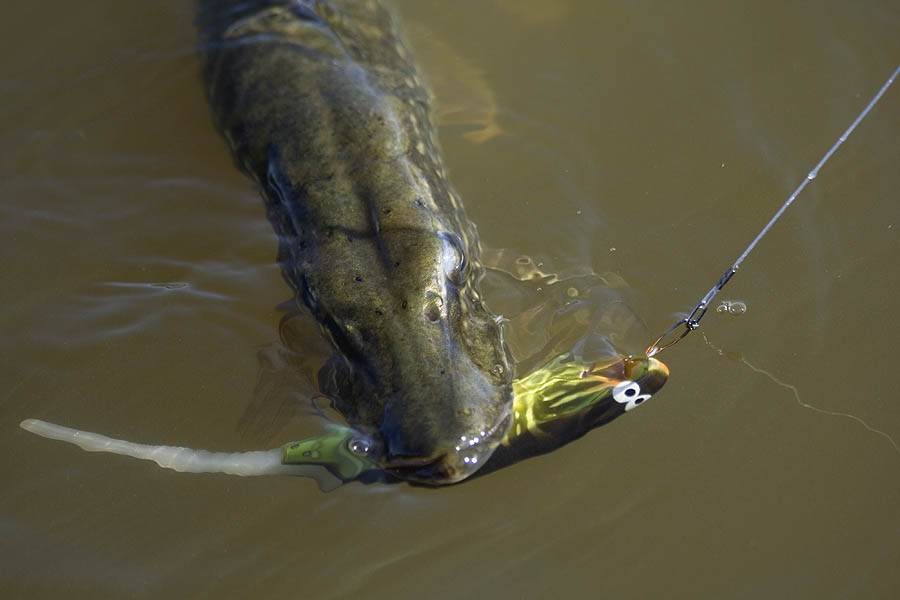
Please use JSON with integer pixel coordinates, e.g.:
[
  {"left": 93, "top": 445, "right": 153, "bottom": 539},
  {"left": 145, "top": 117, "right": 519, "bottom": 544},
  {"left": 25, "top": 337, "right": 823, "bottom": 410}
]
[
  {"left": 19, "top": 1, "right": 670, "bottom": 488},
  {"left": 197, "top": 0, "right": 513, "bottom": 482}
]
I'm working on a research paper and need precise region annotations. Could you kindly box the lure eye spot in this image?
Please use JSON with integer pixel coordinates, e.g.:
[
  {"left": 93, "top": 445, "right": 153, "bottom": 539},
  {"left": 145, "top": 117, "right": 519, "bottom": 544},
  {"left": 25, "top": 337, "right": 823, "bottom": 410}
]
[{"left": 613, "top": 380, "right": 652, "bottom": 412}]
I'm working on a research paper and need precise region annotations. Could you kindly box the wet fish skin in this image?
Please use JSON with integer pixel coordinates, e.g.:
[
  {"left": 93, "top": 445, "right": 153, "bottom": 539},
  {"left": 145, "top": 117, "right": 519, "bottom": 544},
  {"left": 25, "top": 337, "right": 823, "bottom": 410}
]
[{"left": 197, "top": 0, "right": 513, "bottom": 483}]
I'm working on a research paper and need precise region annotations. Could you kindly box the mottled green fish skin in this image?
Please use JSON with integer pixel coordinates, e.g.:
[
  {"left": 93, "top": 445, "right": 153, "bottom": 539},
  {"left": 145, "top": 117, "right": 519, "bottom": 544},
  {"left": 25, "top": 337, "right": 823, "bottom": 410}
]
[{"left": 197, "top": 0, "right": 513, "bottom": 482}]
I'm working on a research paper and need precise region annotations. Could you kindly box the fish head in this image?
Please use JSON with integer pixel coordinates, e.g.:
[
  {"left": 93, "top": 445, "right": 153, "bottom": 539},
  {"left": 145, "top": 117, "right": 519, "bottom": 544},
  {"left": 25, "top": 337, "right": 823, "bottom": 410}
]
[
  {"left": 493, "top": 353, "right": 669, "bottom": 465},
  {"left": 595, "top": 354, "right": 670, "bottom": 413},
  {"left": 377, "top": 347, "right": 514, "bottom": 485},
  {"left": 310, "top": 230, "right": 514, "bottom": 485}
]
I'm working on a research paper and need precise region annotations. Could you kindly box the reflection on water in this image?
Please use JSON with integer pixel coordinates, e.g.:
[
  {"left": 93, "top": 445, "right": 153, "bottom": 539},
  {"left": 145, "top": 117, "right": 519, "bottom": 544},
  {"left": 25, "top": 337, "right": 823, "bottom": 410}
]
[
  {"left": 481, "top": 249, "right": 651, "bottom": 367},
  {"left": 2, "top": 0, "right": 899, "bottom": 598}
]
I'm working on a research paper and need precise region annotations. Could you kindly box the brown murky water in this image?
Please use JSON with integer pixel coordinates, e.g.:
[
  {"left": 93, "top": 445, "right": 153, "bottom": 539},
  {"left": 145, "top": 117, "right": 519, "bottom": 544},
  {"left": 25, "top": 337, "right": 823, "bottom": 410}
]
[{"left": 2, "top": 1, "right": 899, "bottom": 597}]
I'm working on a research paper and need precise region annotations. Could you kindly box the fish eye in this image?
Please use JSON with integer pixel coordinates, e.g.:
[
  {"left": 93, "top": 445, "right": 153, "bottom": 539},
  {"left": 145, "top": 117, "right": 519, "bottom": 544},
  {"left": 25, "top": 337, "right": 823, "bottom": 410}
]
[{"left": 613, "top": 380, "right": 652, "bottom": 412}]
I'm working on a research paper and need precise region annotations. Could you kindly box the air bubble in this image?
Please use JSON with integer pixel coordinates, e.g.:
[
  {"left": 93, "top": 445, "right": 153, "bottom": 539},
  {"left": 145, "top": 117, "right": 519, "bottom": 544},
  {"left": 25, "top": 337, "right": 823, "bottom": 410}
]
[
  {"left": 348, "top": 438, "right": 371, "bottom": 455},
  {"left": 716, "top": 300, "right": 747, "bottom": 316},
  {"left": 438, "top": 233, "right": 469, "bottom": 286}
]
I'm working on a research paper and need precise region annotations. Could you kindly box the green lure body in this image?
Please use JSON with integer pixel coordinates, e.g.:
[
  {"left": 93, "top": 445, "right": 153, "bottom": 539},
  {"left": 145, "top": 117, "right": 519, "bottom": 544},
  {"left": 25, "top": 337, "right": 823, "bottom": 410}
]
[
  {"left": 281, "top": 427, "right": 376, "bottom": 481},
  {"left": 282, "top": 353, "right": 669, "bottom": 482}
]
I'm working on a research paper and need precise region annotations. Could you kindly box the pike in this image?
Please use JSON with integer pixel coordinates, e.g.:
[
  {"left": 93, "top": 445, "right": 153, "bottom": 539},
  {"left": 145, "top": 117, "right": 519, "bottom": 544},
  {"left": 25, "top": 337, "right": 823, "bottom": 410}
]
[{"left": 20, "top": 0, "right": 668, "bottom": 487}]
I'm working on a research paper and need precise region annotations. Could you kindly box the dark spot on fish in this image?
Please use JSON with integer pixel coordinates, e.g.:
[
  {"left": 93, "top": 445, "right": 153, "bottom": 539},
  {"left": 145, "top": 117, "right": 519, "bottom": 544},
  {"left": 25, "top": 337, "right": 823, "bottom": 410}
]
[
  {"left": 355, "top": 275, "right": 363, "bottom": 282},
  {"left": 414, "top": 198, "right": 424, "bottom": 208},
  {"left": 401, "top": 300, "right": 409, "bottom": 309},
  {"left": 424, "top": 299, "right": 441, "bottom": 322},
  {"left": 383, "top": 207, "right": 392, "bottom": 214},
  {"left": 394, "top": 260, "right": 401, "bottom": 268}
]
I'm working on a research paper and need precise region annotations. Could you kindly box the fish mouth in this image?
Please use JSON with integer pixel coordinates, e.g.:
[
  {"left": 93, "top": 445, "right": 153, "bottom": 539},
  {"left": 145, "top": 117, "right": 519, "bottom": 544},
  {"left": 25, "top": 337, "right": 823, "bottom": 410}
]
[{"left": 383, "top": 413, "right": 512, "bottom": 485}]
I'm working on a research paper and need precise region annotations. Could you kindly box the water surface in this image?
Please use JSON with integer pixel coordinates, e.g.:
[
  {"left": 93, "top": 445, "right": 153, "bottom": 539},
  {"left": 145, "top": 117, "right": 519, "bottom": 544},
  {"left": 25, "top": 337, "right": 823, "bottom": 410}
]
[{"left": 2, "top": 1, "right": 899, "bottom": 597}]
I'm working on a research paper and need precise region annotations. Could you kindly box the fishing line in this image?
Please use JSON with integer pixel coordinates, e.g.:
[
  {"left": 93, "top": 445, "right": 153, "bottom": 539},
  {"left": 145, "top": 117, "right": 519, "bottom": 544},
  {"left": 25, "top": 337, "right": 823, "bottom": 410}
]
[
  {"left": 647, "top": 65, "right": 900, "bottom": 357},
  {"left": 701, "top": 333, "right": 900, "bottom": 456}
]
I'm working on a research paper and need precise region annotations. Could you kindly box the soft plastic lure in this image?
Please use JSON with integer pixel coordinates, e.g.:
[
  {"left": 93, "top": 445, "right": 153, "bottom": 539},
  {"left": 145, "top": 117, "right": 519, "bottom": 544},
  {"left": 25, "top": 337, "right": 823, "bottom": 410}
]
[{"left": 19, "top": 352, "right": 667, "bottom": 488}]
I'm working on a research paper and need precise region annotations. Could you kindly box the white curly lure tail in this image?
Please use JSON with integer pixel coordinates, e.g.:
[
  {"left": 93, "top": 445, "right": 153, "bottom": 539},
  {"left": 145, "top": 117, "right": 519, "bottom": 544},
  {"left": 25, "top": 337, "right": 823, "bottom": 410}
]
[{"left": 19, "top": 419, "right": 343, "bottom": 491}]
